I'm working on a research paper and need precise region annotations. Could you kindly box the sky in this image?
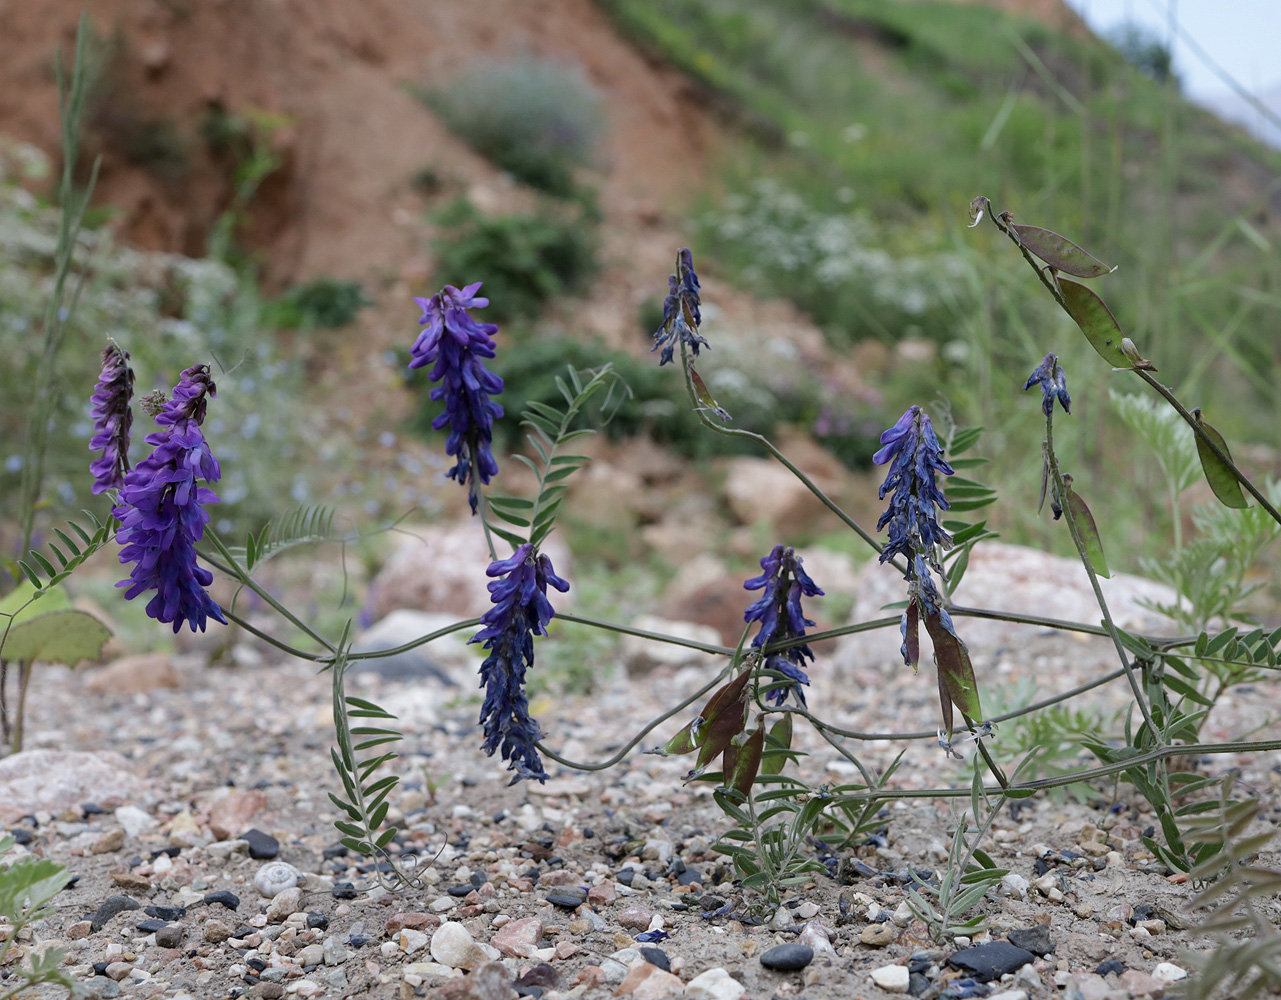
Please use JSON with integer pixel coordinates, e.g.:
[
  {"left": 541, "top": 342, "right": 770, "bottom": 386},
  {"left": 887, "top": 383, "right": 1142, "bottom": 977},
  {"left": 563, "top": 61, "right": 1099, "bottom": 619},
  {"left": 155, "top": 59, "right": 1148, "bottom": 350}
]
[{"left": 1063, "top": 0, "right": 1281, "bottom": 103}]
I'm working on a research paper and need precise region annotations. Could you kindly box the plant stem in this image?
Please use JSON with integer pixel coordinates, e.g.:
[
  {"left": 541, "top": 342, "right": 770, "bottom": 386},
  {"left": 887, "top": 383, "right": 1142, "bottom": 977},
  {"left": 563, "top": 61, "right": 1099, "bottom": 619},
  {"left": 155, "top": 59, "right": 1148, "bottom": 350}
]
[{"left": 12, "top": 662, "right": 31, "bottom": 754}]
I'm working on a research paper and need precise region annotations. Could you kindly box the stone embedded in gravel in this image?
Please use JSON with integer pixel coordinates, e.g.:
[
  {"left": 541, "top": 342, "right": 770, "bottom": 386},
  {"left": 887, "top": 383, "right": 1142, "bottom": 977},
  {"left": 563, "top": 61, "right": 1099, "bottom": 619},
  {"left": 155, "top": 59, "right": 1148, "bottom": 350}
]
[
  {"left": 323, "top": 935, "right": 349, "bottom": 965},
  {"left": 135, "top": 918, "right": 168, "bottom": 932},
  {"left": 686, "top": 968, "right": 747, "bottom": 1000},
  {"left": 92, "top": 828, "right": 126, "bottom": 854},
  {"left": 109, "top": 869, "right": 150, "bottom": 891},
  {"left": 618, "top": 904, "right": 653, "bottom": 930},
  {"left": 207, "top": 790, "right": 268, "bottom": 841},
  {"left": 145, "top": 905, "right": 186, "bottom": 921},
  {"left": 243, "top": 828, "right": 280, "bottom": 859},
  {"left": 490, "top": 916, "right": 544, "bottom": 958},
  {"left": 114, "top": 805, "right": 156, "bottom": 838},
  {"left": 431, "top": 921, "right": 482, "bottom": 969},
  {"left": 1066, "top": 973, "right": 1111, "bottom": 1000},
  {"left": 1119, "top": 970, "right": 1166, "bottom": 998},
  {"left": 254, "top": 861, "right": 301, "bottom": 898},
  {"left": 331, "top": 882, "right": 359, "bottom": 900},
  {"left": 1152, "top": 963, "right": 1187, "bottom": 983},
  {"left": 639, "top": 947, "right": 670, "bottom": 971},
  {"left": 1007, "top": 926, "right": 1055, "bottom": 957},
  {"left": 587, "top": 881, "right": 616, "bottom": 905},
  {"left": 545, "top": 890, "right": 586, "bottom": 910},
  {"left": 104, "top": 962, "right": 133, "bottom": 982},
  {"left": 155, "top": 923, "right": 185, "bottom": 948},
  {"left": 799, "top": 921, "right": 837, "bottom": 958},
  {"left": 761, "top": 943, "right": 814, "bottom": 971},
  {"left": 987, "top": 991, "right": 1030, "bottom": 1000},
  {"left": 399, "top": 928, "right": 431, "bottom": 954},
  {"left": 861, "top": 923, "right": 896, "bottom": 947},
  {"left": 204, "top": 919, "right": 234, "bottom": 943},
  {"left": 265, "top": 886, "right": 303, "bottom": 923},
  {"left": 307, "top": 912, "right": 329, "bottom": 930},
  {"left": 616, "top": 960, "right": 685, "bottom": 999},
  {"left": 1095, "top": 959, "right": 1125, "bottom": 976},
  {"left": 948, "top": 941, "right": 1036, "bottom": 981},
  {"left": 677, "top": 867, "right": 703, "bottom": 886},
  {"left": 90, "top": 895, "right": 140, "bottom": 932},
  {"left": 203, "top": 890, "right": 240, "bottom": 910},
  {"left": 295, "top": 943, "right": 325, "bottom": 966},
  {"left": 386, "top": 912, "right": 439, "bottom": 936},
  {"left": 431, "top": 961, "right": 513, "bottom": 1000},
  {"left": 514, "top": 962, "right": 560, "bottom": 990},
  {"left": 870, "top": 964, "right": 910, "bottom": 993}
]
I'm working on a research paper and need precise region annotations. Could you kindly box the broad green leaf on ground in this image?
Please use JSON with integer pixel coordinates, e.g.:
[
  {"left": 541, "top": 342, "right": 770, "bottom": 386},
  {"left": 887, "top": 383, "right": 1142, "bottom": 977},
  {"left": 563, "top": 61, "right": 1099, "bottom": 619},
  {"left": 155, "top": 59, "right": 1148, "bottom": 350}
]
[{"left": 0, "top": 608, "right": 111, "bottom": 665}]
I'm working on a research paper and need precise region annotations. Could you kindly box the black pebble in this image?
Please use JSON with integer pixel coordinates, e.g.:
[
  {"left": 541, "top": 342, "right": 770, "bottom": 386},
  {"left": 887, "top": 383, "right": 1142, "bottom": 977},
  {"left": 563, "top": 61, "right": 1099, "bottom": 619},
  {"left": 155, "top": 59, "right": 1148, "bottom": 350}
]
[
  {"left": 332, "top": 882, "right": 359, "bottom": 900},
  {"left": 247, "top": 958, "right": 268, "bottom": 972},
  {"left": 908, "top": 972, "right": 932, "bottom": 997},
  {"left": 242, "top": 828, "right": 279, "bottom": 860},
  {"left": 582, "top": 827, "right": 594, "bottom": 838},
  {"left": 617, "top": 869, "right": 634, "bottom": 886},
  {"left": 8, "top": 828, "right": 32, "bottom": 846},
  {"left": 232, "top": 926, "right": 257, "bottom": 939},
  {"left": 760, "top": 943, "right": 814, "bottom": 971},
  {"left": 322, "top": 845, "right": 348, "bottom": 860},
  {"left": 470, "top": 872, "right": 486, "bottom": 887},
  {"left": 1131, "top": 904, "right": 1156, "bottom": 925},
  {"left": 150, "top": 846, "right": 181, "bottom": 860},
  {"left": 700, "top": 894, "right": 726, "bottom": 913},
  {"left": 203, "top": 890, "right": 240, "bottom": 911},
  {"left": 82, "top": 803, "right": 105, "bottom": 816},
  {"left": 948, "top": 942, "right": 1036, "bottom": 981},
  {"left": 348, "top": 933, "right": 372, "bottom": 948},
  {"left": 1095, "top": 959, "right": 1126, "bottom": 976},
  {"left": 677, "top": 867, "right": 703, "bottom": 886},
  {"left": 306, "top": 913, "right": 329, "bottom": 930},
  {"left": 135, "top": 918, "right": 169, "bottom": 932},
  {"left": 640, "top": 947, "right": 670, "bottom": 971},
  {"left": 90, "top": 895, "right": 141, "bottom": 932},
  {"left": 545, "top": 890, "right": 586, "bottom": 909},
  {"left": 145, "top": 906, "right": 187, "bottom": 921},
  {"left": 1033, "top": 858, "right": 1051, "bottom": 876},
  {"left": 1007, "top": 926, "right": 1055, "bottom": 957},
  {"left": 447, "top": 884, "right": 473, "bottom": 897},
  {"left": 92, "top": 962, "right": 111, "bottom": 975}
]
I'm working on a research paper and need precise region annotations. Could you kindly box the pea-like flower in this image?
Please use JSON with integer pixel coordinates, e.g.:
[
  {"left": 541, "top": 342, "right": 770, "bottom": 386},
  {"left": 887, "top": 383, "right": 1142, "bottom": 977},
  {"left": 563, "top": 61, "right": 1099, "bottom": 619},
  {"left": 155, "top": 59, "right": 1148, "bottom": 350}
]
[
  {"left": 1024, "top": 352, "right": 1071, "bottom": 416},
  {"left": 113, "top": 364, "right": 226, "bottom": 633},
  {"left": 652, "top": 248, "right": 707, "bottom": 366},
  {"left": 471, "top": 543, "right": 570, "bottom": 783},
  {"left": 743, "top": 544, "right": 824, "bottom": 705},
  {"left": 89, "top": 340, "right": 135, "bottom": 494},
  {"left": 410, "top": 283, "right": 504, "bottom": 513},
  {"left": 873, "top": 405, "right": 954, "bottom": 568}
]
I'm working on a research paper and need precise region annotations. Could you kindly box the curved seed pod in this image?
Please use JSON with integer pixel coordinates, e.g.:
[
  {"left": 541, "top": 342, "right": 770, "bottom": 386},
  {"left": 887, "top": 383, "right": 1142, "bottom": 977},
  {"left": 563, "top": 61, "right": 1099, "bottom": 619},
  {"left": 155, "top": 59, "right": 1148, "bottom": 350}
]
[
  {"left": 1193, "top": 408, "right": 1249, "bottom": 508},
  {"left": 1064, "top": 481, "right": 1111, "bottom": 578},
  {"left": 722, "top": 725, "right": 765, "bottom": 796},
  {"left": 1059, "top": 279, "right": 1133, "bottom": 369},
  {"left": 923, "top": 612, "right": 981, "bottom": 737},
  {"left": 1012, "top": 225, "right": 1116, "bottom": 277}
]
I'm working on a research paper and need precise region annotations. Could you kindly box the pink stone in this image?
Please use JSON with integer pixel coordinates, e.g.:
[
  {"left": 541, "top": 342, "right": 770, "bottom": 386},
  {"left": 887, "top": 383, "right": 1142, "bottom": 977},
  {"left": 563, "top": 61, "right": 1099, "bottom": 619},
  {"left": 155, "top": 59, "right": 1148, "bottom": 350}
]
[
  {"left": 537, "top": 869, "right": 577, "bottom": 886},
  {"left": 490, "top": 917, "right": 544, "bottom": 958},
  {"left": 207, "top": 790, "right": 268, "bottom": 841},
  {"left": 616, "top": 961, "right": 685, "bottom": 998},
  {"left": 386, "top": 912, "right": 441, "bottom": 937},
  {"left": 1118, "top": 970, "right": 1166, "bottom": 998},
  {"left": 618, "top": 905, "right": 653, "bottom": 931},
  {"left": 588, "top": 882, "right": 617, "bottom": 905}
]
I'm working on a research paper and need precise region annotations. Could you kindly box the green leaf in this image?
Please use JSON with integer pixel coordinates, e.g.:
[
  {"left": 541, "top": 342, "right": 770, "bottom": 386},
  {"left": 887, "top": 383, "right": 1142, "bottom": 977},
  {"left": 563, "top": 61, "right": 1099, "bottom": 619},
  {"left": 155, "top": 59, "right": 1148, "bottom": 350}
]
[
  {"left": 0, "top": 608, "right": 110, "bottom": 665},
  {"left": 327, "top": 792, "right": 362, "bottom": 820},
  {"left": 1065, "top": 485, "right": 1110, "bottom": 578},
  {"left": 761, "top": 716, "right": 793, "bottom": 776},
  {"left": 949, "top": 426, "right": 984, "bottom": 455},
  {"left": 345, "top": 696, "right": 396, "bottom": 716},
  {"left": 341, "top": 836, "right": 373, "bottom": 855},
  {"left": 334, "top": 820, "right": 366, "bottom": 839},
  {"left": 375, "top": 827, "right": 398, "bottom": 849},
  {"left": 487, "top": 495, "right": 534, "bottom": 510},
  {"left": 1192, "top": 409, "right": 1248, "bottom": 508},
  {"left": 1013, "top": 224, "right": 1115, "bottom": 277},
  {"left": 1059, "top": 278, "right": 1131, "bottom": 368},
  {"left": 489, "top": 525, "right": 528, "bottom": 548}
]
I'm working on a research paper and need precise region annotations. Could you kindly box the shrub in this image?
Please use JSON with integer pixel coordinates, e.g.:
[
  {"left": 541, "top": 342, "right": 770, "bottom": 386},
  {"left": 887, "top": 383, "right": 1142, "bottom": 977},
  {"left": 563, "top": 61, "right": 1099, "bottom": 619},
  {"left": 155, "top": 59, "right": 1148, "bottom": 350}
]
[
  {"left": 430, "top": 199, "right": 598, "bottom": 324},
  {"left": 262, "top": 277, "right": 371, "bottom": 330},
  {"left": 422, "top": 57, "right": 603, "bottom": 196}
]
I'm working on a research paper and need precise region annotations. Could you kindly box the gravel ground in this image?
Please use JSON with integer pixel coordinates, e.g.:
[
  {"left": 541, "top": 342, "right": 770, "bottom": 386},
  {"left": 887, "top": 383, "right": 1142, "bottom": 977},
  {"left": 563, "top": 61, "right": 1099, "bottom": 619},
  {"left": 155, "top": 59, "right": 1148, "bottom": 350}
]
[{"left": 3, "top": 620, "right": 1280, "bottom": 1000}]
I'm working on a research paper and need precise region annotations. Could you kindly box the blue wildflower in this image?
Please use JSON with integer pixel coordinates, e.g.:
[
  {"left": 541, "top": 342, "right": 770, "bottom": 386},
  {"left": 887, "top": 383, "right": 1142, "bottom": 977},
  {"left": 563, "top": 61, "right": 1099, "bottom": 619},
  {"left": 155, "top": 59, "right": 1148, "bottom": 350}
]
[
  {"left": 410, "top": 283, "right": 504, "bottom": 513},
  {"left": 89, "top": 340, "right": 135, "bottom": 494},
  {"left": 743, "top": 544, "right": 824, "bottom": 705},
  {"left": 113, "top": 364, "right": 227, "bottom": 633},
  {"left": 471, "top": 543, "right": 570, "bottom": 783},
  {"left": 652, "top": 248, "right": 707, "bottom": 366},
  {"left": 873, "top": 405, "right": 954, "bottom": 568},
  {"left": 1024, "top": 352, "right": 1071, "bottom": 416}
]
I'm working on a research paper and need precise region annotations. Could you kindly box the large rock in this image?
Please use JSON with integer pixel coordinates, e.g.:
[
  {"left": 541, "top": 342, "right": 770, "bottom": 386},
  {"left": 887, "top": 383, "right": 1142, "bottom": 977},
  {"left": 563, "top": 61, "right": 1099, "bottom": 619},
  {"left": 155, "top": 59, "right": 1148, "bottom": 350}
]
[
  {"left": 84, "top": 653, "right": 180, "bottom": 695},
  {"left": 0, "top": 750, "right": 155, "bottom": 823},
  {"left": 364, "top": 524, "right": 570, "bottom": 622},
  {"left": 833, "top": 541, "right": 1178, "bottom": 678},
  {"left": 351, "top": 610, "right": 472, "bottom": 681}
]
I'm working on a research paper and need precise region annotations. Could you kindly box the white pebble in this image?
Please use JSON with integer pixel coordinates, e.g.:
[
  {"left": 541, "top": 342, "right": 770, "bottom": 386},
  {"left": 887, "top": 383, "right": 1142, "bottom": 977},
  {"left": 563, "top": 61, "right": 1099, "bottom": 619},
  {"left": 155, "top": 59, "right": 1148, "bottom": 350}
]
[
  {"left": 1153, "top": 962, "right": 1188, "bottom": 983},
  {"left": 870, "top": 964, "right": 910, "bottom": 992},
  {"left": 1000, "top": 873, "right": 1030, "bottom": 899},
  {"left": 685, "top": 968, "right": 747, "bottom": 1000},
  {"left": 891, "top": 900, "right": 914, "bottom": 926},
  {"left": 987, "top": 991, "right": 1029, "bottom": 1000},
  {"left": 795, "top": 901, "right": 820, "bottom": 919},
  {"left": 429, "top": 921, "right": 478, "bottom": 969},
  {"left": 115, "top": 805, "right": 156, "bottom": 838},
  {"left": 398, "top": 929, "right": 430, "bottom": 954}
]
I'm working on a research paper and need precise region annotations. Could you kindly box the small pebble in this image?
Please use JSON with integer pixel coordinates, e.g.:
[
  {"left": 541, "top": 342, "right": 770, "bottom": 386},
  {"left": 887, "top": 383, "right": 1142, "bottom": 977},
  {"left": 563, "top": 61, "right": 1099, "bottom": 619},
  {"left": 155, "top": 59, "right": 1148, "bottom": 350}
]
[
  {"left": 760, "top": 943, "right": 813, "bottom": 971},
  {"left": 871, "top": 964, "right": 910, "bottom": 993},
  {"left": 862, "top": 923, "right": 896, "bottom": 947},
  {"left": 202, "top": 890, "right": 240, "bottom": 910},
  {"left": 1152, "top": 962, "right": 1187, "bottom": 983},
  {"left": 545, "top": 890, "right": 586, "bottom": 910}
]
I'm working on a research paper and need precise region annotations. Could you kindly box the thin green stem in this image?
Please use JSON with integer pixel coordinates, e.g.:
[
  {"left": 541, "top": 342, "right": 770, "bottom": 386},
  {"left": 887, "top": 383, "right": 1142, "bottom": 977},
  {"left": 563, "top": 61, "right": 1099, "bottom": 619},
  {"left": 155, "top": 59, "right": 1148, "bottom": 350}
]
[
  {"left": 556, "top": 612, "right": 736, "bottom": 656},
  {"left": 1044, "top": 408, "right": 1161, "bottom": 742},
  {"left": 218, "top": 608, "right": 324, "bottom": 662}
]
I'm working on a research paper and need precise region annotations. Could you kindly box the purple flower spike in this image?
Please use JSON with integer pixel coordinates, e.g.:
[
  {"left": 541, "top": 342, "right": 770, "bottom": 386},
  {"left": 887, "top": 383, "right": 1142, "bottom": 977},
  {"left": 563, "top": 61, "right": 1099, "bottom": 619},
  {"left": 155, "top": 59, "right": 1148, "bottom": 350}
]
[
  {"left": 89, "top": 340, "right": 135, "bottom": 494},
  {"left": 873, "top": 405, "right": 954, "bottom": 569},
  {"left": 743, "top": 544, "right": 824, "bottom": 705},
  {"left": 113, "top": 364, "right": 227, "bottom": 634},
  {"left": 410, "top": 283, "right": 505, "bottom": 513},
  {"left": 470, "top": 543, "right": 570, "bottom": 783},
  {"left": 652, "top": 248, "right": 707, "bottom": 366},
  {"left": 1023, "top": 352, "right": 1071, "bottom": 416}
]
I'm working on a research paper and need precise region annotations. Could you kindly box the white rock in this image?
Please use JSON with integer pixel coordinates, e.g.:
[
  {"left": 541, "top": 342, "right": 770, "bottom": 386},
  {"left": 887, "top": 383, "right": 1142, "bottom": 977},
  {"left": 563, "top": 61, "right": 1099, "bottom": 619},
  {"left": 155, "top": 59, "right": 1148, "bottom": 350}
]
[
  {"left": 987, "top": 991, "right": 1029, "bottom": 1000},
  {"left": 403, "top": 961, "right": 459, "bottom": 982},
  {"left": 891, "top": 901, "right": 914, "bottom": 926},
  {"left": 798, "top": 921, "right": 837, "bottom": 958},
  {"left": 115, "top": 805, "right": 156, "bottom": 838},
  {"left": 1152, "top": 963, "right": 1188, "bottom": 983},
  {"left": 429, "top": 921, "right": 479, "bottom": 970},
  {"left": 871, "top": 964, "right": 910, "bottom": 992},
  {"left": 398, "top": 929, "right": 430, "bottom": 955},
  {"left": 253, "top": 861, "right": 301, "bottom": 898},
  {"left": 207, "top": 839, "right": 249, "bottom": 860},
  {"left": 686, "top": 967, "right": 747, "bottom": 1000},
  {"left": 0, "top": 750, "right": 155, "bottom": 823},
  {"left": 795, "top": 901, "right": 820, "bottom": 919},
  {"left": 1000, "top": 873, "right": 1030, "bottom": 899}
]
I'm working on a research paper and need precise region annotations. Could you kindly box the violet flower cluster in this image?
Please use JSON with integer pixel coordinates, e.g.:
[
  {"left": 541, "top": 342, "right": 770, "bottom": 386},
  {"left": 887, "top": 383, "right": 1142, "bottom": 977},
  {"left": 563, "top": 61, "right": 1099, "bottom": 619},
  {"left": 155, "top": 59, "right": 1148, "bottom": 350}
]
[
  {"left": 873, "top": 405, "right": 957, "bottom": 665},
  {"left": 471, "top": 543, "right": 570, "bottom": 783},
  {"left": 743, "top": 544, "right": 824, "bottom": 705},
  {"left": 89, "top": 340, "right": 135, "bottom": 494},
  {"left": 113, "top": 364, "right": 227, "bottom": 634},
  {"left": 652, "top": 248, "right": 707, "bottom": 366},
  {"left": 410, "top": 283, "right": 504, "bottom": 513},
  {"left": 1024, "top": 352, "right": 1071, "bottom": 416}
]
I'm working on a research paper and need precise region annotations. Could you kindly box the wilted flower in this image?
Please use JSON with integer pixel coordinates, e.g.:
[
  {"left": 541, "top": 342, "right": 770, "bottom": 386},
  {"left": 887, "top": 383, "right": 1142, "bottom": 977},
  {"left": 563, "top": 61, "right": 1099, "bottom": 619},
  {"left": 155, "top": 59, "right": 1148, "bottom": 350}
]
[
  {"left": 471, "top": 543, "right": 570, "bottom": 783},
  {"left": 873, "top": 405, "right": 954, "bottom": 568},
  {"left": 89, "top": 340, "right": 135, "bottom": 494},
  {"left": 743, "top": 544, "right": 824, "bottom": 705},
  {"left": 1024, "top": 352, "right": 1071, "bottom": 416},
  {"left": 410, "top": 283, "right": 504, "bottom": 513},
  {"left": 113, "top": 364, "right": 226, "bottom": 633},
  {"left": 652, "top": 248, "right": 706, "bottom": 366}
]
